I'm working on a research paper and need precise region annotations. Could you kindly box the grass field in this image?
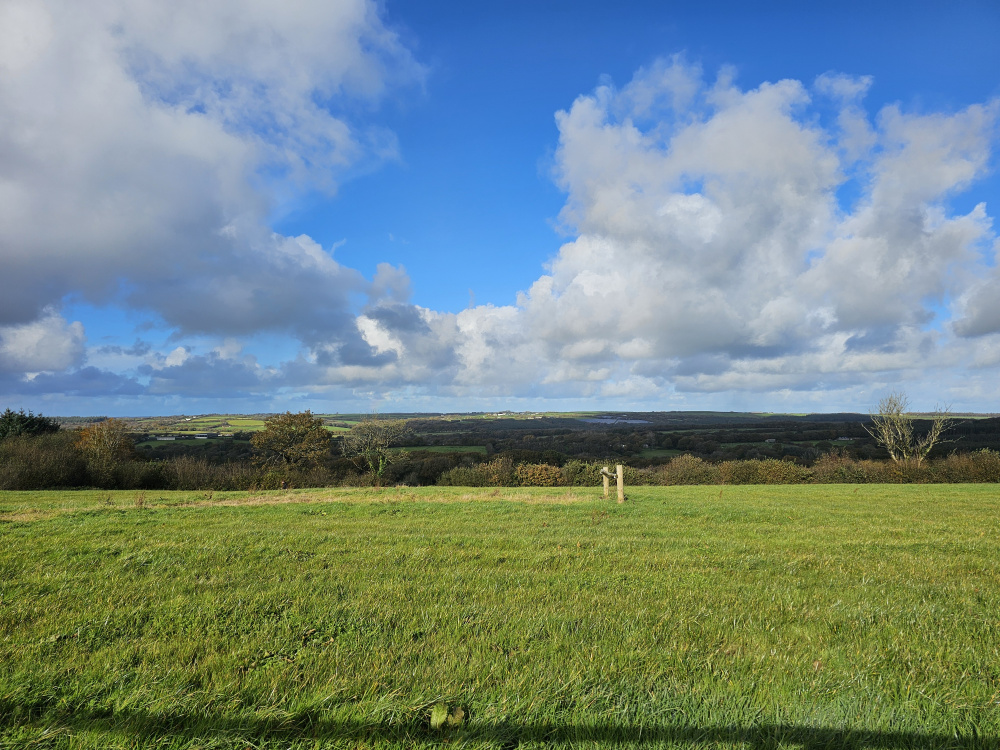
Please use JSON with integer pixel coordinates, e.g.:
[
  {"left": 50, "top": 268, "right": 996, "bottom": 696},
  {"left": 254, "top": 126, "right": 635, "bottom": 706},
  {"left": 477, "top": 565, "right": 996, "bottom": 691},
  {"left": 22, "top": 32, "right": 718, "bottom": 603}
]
[
  {"left": 226, "top": 419, "right": 265, "bottom": 430},
  {"left": 1, "top": 485, "right": 998, "bottom": 748},
  {"left": 126, "top": 416, "right": 267, "bottom": 436},
  {"left": 640, "top": 449, "right": 683, "bottom": 458}
]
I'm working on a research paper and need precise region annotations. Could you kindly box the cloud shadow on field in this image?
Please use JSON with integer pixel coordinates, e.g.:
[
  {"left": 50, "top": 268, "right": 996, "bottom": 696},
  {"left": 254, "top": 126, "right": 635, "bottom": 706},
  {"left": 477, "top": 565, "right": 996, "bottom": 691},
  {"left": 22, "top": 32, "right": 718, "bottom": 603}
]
[{"left": 2, "top": 701, "right": 994, "bottom": 749}]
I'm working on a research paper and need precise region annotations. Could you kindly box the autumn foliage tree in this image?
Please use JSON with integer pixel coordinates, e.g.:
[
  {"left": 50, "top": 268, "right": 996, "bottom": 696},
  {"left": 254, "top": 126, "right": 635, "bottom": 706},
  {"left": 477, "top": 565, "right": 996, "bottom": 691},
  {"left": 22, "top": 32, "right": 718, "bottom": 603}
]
[
  {"left": 75, "top": 418, "right": 135, "bottom": 485},
  {"left": 250, "top": 411, "right": 331, "bottom": 468}
]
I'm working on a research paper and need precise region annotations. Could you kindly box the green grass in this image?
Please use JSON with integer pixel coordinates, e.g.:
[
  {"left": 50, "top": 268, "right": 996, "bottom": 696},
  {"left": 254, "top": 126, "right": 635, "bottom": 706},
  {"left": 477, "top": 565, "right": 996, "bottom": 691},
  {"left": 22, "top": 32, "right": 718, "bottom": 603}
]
[
  {"left": 227, "top": 418, "right": 265, "bottom": 429},
  {"left": 128, "top": 415, "right": 268, "bottom": 435},
  {"left": 1, "top": 485, "right": 999, "bottom": 748}
]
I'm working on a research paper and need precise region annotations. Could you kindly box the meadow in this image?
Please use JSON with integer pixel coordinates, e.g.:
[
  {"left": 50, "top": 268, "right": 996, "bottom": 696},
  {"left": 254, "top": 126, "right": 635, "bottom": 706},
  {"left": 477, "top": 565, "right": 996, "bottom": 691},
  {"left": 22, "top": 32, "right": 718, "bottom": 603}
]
[{"left": 1, "top": 485, "right": 998, "bottom": 748}]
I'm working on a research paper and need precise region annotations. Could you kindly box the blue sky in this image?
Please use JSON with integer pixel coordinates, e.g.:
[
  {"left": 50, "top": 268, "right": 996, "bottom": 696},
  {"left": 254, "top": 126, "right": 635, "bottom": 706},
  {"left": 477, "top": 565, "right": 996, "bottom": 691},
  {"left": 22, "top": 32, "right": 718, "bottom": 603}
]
[{"left": 1, "top": 0, "right": 998, "bottom": 415}]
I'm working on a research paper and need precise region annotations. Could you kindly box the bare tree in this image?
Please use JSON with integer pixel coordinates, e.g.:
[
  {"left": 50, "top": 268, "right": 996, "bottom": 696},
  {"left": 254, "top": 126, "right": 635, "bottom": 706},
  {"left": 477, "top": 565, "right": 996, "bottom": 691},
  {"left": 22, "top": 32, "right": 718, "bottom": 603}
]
[
  {"left": 75, "top": 418, "right": 135, "bottom": 485},
  {"left": 341, "top": 417, "right": 407, "bottom": 487},
  {"left": 865, "top": 391, "right": 955, "bottom": 465}
]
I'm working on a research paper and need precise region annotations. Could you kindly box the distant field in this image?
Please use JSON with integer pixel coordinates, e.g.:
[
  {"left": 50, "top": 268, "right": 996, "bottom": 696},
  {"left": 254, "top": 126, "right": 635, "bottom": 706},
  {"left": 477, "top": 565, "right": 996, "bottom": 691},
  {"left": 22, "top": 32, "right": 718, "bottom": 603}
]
[
  {"left": 394, "top": 445, "right": 488, "bottom": 454},
  {"left": 127, "top": 415, "right": 268, "bottom": 435},
  {"left": 227, "top": 418, "right": 266, "bottom": 429},
  {"left": 1, "top": 485, "right": 998, "bottom": 748}
]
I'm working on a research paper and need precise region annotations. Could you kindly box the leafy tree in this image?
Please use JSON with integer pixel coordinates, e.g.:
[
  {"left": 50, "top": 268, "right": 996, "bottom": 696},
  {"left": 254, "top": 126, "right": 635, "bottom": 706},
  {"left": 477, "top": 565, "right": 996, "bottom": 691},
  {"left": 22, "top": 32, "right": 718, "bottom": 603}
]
[
  {"left": 251, "top": 411, "right": 331, "bottom": 468},
  {"left": 75, "top": 418, "right": 135, "bottom": 485},
  {"left": 865, "top": 391, "right": 955, "bottom": 465},
  {"left": 341, "top": 417, "right": 407, "bottom": 487},
  {"left": 0, "top": 408, "right": 60, "bottom": 439}
]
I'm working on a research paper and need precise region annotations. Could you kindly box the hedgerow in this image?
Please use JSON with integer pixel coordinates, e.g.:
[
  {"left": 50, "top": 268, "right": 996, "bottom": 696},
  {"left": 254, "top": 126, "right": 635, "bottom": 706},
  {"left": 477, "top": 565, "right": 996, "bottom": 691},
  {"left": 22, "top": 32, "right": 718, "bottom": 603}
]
[{"left": 4, "top": 429, "right": 1000, "bottom": 490}]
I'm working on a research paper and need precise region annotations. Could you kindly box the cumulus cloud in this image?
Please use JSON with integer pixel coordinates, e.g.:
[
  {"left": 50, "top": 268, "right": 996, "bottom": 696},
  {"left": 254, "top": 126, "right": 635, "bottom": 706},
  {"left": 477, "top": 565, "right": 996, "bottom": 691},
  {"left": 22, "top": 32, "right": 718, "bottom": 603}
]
[
  {"left": 953, "top": 238, "right": 1000, "bottom": 337},
  {"left": 271, "top": 51, "right": 997, "bottom": 403},
  {"left": 0, "top": 310, "right": 85, "bottom": 373},
  {"left": 435, "top": 59, "right": 998, "bottom": 399},
  {"left": 0, "top": 0, "right": 420, "bottom": 352},
  {"left": 2, "top": 22, "right": 998, "bottom": 410},
  {"left": 114, "top": 0, "right": 412, "bottom": 188}
]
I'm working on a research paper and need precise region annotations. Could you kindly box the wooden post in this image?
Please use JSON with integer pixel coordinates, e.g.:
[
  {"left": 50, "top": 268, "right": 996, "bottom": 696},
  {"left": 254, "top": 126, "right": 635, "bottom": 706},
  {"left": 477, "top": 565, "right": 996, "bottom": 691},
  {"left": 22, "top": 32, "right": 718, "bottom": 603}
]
[
  {"left": 616, "top": 464, "right": 624, "bottom": 503},
  {"left": 602, "top": 466, "right": 610, "bottom": 499}
]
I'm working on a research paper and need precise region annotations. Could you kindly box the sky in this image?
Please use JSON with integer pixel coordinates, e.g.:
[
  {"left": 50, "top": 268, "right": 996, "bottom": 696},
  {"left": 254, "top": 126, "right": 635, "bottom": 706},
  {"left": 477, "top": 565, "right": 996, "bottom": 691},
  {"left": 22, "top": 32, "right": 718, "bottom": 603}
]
[{"left": 1, "top": 0, "right": 999, "bottom": 416}]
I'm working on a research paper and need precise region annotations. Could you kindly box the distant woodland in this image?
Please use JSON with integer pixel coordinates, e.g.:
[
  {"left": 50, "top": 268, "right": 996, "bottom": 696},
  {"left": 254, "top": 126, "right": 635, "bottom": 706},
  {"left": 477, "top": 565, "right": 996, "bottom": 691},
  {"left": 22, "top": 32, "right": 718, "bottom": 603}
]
[{"left": 3, "top": 409, "right": 1000, "bottom": 490}]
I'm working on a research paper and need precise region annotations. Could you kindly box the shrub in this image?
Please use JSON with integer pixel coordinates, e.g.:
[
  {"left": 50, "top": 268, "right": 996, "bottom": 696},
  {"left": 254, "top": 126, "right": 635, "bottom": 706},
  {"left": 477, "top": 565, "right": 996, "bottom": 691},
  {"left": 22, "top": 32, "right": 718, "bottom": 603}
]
[
  {"left": 882, "top": 460, "right": 931, "bottom": 484},
  {"left": 970, "top": 449, "right": 1000, "bottom": 482},
  {"left": 438, "top": 460, "right": 658, "bottom": 489},
  {"left": 156, "top": 456, "right": 350, "bottom": 491},
  {"left": 75, "top": 419, "right": 136, "bottom": 487},
  {"left": 108, "top": 460, "right": 171, "bottom": 490},
  {"left": 338, "top": 470, "right": 377, "bottom": 487},
  {"left": 0, "top": 433, "right": 87, "bottom": 489},
  {"left": 514, "top": 463, "right": 564, "bottom": 487},
  {"left": 718, "top": 459, "right": 811, "bottom": 485},
  {"left": 482, "top": 456, "right": 516, "bottom": 486},
  {"left": 623, "top": 465, "right": 657, "bottom": 486},
  {"left": 163, "top": 456, "right": 265, "bottom": 491},
  {"left": 437, "top": 466, "right": 488, "bottom": 486},
  {"left": 810, "top": 452, "right": 899, "bottom": 483},
  {"left": 437, "top": 456, "right": 518, "bottom": 487},
  {"left": 931, "top": 450, "right": 1000, "bottom": 483},
  {"left": 164, "top": 456, "right": 215, "bottom": 490},
  {"left": 561, "top": 460, "right": 602, "bottom": 487},
  {"left": 658, "top": 454, "right": 720, "bottom": 485}
]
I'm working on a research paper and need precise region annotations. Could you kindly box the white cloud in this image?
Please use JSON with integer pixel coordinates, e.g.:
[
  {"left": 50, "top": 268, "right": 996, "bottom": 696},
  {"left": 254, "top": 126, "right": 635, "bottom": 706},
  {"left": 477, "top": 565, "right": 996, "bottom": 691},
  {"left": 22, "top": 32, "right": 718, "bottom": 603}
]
[
  {"left": 429, "top": 60, "right": 999, "bottom": 404},
  {"left": 0, "top": 0, "right": 420, "bottom": 347},
  {"left": 3, "top": 30, "right": 998, "bottom": 410},
  {"left": 274, "top": 59, "right": 996, "bottom": 408},
  {"left": 113, "top": 0, "right": 417, "bottom": 190},
  {"left": 955, "top": 279, "right": 1000, "bottom": 339},
  {"left": 0, "top": 310, "right": 85, "bottom": 373},
  {"left": 164, "top": 347, "right": 190, "bottom": 367}
]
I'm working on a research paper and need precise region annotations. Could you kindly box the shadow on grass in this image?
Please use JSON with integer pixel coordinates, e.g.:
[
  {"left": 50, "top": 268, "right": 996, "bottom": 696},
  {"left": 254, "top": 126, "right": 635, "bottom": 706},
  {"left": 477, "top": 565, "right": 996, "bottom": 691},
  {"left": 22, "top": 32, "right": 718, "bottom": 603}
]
[{"left": 2, "top": 702, "right": 995, "bottom": 749}]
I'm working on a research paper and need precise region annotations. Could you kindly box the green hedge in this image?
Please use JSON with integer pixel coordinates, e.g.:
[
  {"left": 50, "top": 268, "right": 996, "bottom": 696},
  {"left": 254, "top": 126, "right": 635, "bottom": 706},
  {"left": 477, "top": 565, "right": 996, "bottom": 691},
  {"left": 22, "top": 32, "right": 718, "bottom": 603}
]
[
  {"left": 5, "top": 430, "right": 1000, "bottom": 490},
  {"left": 438, "top": 451, "right": 1000, "bottom": 487}
]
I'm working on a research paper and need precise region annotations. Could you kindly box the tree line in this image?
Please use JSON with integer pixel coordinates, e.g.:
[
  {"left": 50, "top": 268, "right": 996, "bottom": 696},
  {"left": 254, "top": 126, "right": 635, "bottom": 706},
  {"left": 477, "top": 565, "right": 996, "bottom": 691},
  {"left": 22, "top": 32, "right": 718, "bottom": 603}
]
[
  {"left": 0, "top": 411, "right": 412, "bottom": 490},
  {"left": 2, "top": 399, "right": 999, "bottom": 491}
]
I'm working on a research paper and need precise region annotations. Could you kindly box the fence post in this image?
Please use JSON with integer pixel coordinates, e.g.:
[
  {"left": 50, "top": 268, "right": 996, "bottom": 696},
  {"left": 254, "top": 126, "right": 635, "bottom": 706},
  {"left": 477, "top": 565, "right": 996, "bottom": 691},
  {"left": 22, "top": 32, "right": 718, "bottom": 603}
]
[
  {"left": 602, "top": 466, "right": 610, "bottom": 499},
  {"left": 616, "top": 464, "right": 625, "bottom": 503}
]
